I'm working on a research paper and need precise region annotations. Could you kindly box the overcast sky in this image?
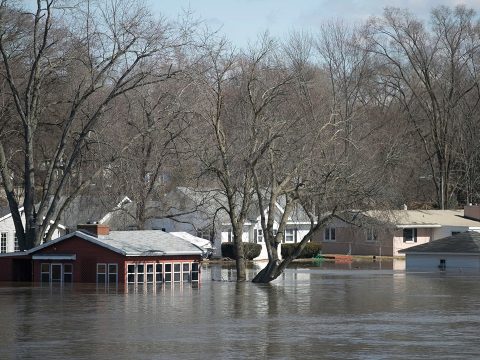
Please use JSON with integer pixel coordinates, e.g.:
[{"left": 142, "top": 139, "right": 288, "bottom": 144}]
[{"left": 150, "top": 0, "right": 480, "bottom": 48}]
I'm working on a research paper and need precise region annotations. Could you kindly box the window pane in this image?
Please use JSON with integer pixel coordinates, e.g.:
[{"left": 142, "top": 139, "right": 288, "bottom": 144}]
[
  {"left": 147, "top": 264, "right": 154, "bottom": 273},
  {"left": 174, "top": 264, "right": 181, "bottom": 272},
  {"left": 41, "top": 273, "right": 50, "bottom": 282},
  {"left": 137, "top": 264, "right": 144, "bottom": 273},
  {"left": 64, "top": 264, "right": 73, "bottom": 273},
  {"left": 64, "top": 273, "right": 72, "bottom": 283},
  {"left": 174, "top": 273, "right": 181, "bottom": 282},
  {"left": 97, "top": 274, "right": 106, "bottom": 284},
  {"left": 165, "top": 264, "right": 172, "bottom": 272},
  {"left": 137, "top": 274, "right": 144, "bottom": 283},
  {"left": 191, "top": 272, "right": 199, "bottom": 281},
  {"left": 156, "top": 273, "right": 163, "bottom": 283},
  {"left": 164, "top": 273, "right": 172, "bottom": 282},
  {"left": 108, "top": 264, "right": 117, "bottom": 274},
  {"left": 108, "top": 274, "right": 117, "bottom": 284},
  {"left": 127, "top": 264, "right": 135, "bottom": 273},
  {"left": 97, "top": 264, "right": 106, "bottom": 273},
  {"left": 41, "top": 263, "right": 50, "bottom": 273},
  {"left": 127, "top": 274, "right": 135, "bottom": 283},
  {"left": 331, "top": 228, "right": 336, "bottom": 240},
  {"left": 183, "top": 263, "right": 190, "bottom": 272},
  {"left": 147, "top": 274, "right": 154, "bottom": 283},
  {"left": 183, "top": 273, "right": 190, "bottom": 282},
  {"left": 156, "top": 263, "right": 162, "bottom": 273}
]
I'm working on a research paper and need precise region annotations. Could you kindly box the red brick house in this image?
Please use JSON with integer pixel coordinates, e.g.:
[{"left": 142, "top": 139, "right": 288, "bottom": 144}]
[{"left": 0, "top": 224, "right": 203, "bottom": 284}]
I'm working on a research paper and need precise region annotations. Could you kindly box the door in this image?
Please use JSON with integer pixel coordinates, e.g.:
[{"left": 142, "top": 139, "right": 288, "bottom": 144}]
[{"left": 51, "top": 264, "right": 62, "bottom": 282}]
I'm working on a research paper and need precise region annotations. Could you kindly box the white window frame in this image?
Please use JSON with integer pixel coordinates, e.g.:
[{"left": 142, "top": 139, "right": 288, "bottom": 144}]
[
  {"left": 324, "top": 227, "right": 336, "bottom": 242},
  {"left": 164, "top": 263, "right": 172, "bottom": 282},
  {"left": 107, "top": 263, "right": 118, "bottom": 285},
  {"left": 97, "top": 263, "right": 107, "bottom": 284},
  {"left": 256, "top": 229, "right": 264, "bottom": 243},
  {"left": 403, "top": 228, "right": 417, "bottom": 243},
  {"left": 182, "top": 262, "right": 191, "bottom": 282},
  {"left": 146, "top": 263, "right": 154, "bottom": 284},
  {"left": 191, "top": 262, "right": 199, "bottom": 282},
  {"left": 285, "top": 229, "right": 295, "bottom": 243},
  {"left": 173, "top": 263, "right": 182, "bottom": 283},
  {"left": 50, "top": 263, "right": 63, "bottom": 282},
  {"left": 137, "top": 263, "right": 145, "bottom": 284},
  {"left": 41, "top": 263, "right": 50, "bottom": 282},
  {"left": 14, "top": 233, "right": 19, "bottom": 252},
  {"left": 127, "top": 264, "right": 135, "bottom": 284},
  {"left": 155, "top": 263, "right": 163, "bottom": 283},
  {"left": 1, "top": 232, "right": 7, "bottom": 253},
  {"left": 63, "top": 263, "right": 73, "bottom": 283}
]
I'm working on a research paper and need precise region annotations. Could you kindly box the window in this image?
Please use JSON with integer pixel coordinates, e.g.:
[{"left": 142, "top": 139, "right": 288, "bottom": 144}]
[
  {"left": 63, "top": 264, "right": 73, "bottom": 283},
  {"left": 108, "top": 264, "right": 118, "bottom": 284},
  {"left": 51, "top": 264, "right": 62, "bottom": 282},
  {"left": 164, "top": 263, "right": 172, "bottom": 282},
  {"left": 226, "top": 229, "right": 232, "bottom": 242},
  {"left": 182, "top": 263, "right": 190, "bottom": 282},
  {"left": 452, "top": 231, "right": 460, "bottom": 236},
  {"left": 97, "top": 264, "right": 107, "bottom": 283},
  {"left": 197, "top": 229, "right": 212, "bottom": 240},
  {"left": 14, "top": 233, "right": 19, "bottom": 252},
  {"left": 127, "top": 264, "right": 135, "bottom": 284},
  {"left": 146, "top": 264, "right": 154, "bottom": 283},
  {"left": 173, "top": 263, "right": 181, "bottom": 282},
  {"left": 403, "top": 228, "right": 417, "bottom": 243},
  {"left": 156, "top": 263, "right": 163, "bottom": 283},
  {"left": 285, "top": 229, "right": 295, "bottom": 243},
  {"left": 41, "top": 263, "right": 50, "bottom": 282},
  {"left": 255, "top": 229, "right": 263, "bottom": 243},
  {"left": 191, "top": 262, "right": 199, "bottom": 282},
  {"left": 1, "top": 233, "right": 7, "bottom": 253},
  {"left": 324, "top": 227, "right": 336, "bottom": 242},
  {"left": 366, "top": 228, "right": 376, "bottom": 242},
  {"left": 137, "top": 264, "right": 145, "bottom": 284}
]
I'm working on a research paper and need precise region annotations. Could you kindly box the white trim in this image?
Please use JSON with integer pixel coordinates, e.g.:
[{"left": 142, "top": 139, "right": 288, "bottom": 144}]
[
  {"left": 32, "top": 254, "right": 76, "bottom": 260},
  {"left": 396, "top": 224, "right": 441, "bottom": 228}
]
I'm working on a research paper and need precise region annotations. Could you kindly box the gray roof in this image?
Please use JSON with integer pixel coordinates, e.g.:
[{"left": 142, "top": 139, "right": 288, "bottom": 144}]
[
  {"left": 23, "top": 230, "right": 203, "bottom": 257},
  {"left": 399, "top": 231, "right": 480, "bottom": 254},
  {"left": 99, "top": 230, "right": 204, "bottom": 256}
]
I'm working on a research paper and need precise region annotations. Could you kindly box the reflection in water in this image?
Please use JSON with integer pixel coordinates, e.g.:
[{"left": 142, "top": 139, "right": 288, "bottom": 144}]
[{"left": 0, "top": 264, "right": 480, "bottom": 359}]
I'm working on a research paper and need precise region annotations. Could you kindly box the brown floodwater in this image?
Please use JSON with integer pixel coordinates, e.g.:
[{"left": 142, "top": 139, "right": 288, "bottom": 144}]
[{"left": 1, "top": 261, "right": 479, "bottom": 359}]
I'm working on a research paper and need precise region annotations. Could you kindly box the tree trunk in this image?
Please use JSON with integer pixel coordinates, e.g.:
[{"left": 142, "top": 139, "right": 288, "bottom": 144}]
[
  {"left": 234, "top": 228, "right": 246, "bottom": 281},
  {"left": 252, "top": 242, "right": 282, "bottom": 283}
]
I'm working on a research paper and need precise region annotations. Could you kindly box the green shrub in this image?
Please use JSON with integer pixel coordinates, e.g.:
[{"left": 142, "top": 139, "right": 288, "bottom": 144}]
[
  {"left": 281, "top": 242, "right": 322, "bottom": 259},
  {"left": 221, "top": 242, "right": 262, "bottom": 260}
]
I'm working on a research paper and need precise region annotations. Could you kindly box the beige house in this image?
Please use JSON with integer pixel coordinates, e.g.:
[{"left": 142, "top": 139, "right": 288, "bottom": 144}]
[{"left": 317, "top": 206, "right": 480, "bottom": 256}]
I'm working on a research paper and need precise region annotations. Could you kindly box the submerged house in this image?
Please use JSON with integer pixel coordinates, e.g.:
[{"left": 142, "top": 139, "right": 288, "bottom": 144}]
[
  {"left": 318, "top": 206, "right": 480, "bottom": 256},
  {"left": 400, "top": 231, "right": 480, "bottom": 271},
  {"left": 0, "top": 224, "right": 202, "bottom": 284}
]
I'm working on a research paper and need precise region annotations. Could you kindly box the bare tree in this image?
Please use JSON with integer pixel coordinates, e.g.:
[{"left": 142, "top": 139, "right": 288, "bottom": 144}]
[
  {"left": 0, "top": 0, "right": 186, "bottom": 249},
  {"left": 366, "top": 5, "right": 480, "bottom": 209}
]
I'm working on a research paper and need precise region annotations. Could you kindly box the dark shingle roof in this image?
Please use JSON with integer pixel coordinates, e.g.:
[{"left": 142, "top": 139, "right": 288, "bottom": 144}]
[{"left": 399, "top": 231, "right": 480, "bottom": 254}]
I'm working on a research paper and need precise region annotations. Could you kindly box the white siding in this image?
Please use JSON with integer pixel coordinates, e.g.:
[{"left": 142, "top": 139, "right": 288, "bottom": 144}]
[
  {"left": 406, "top": 254, "right": 480, "bottom": 271},
  {"left": 0, "top": 214, "right": 63, "bottom": 253}
]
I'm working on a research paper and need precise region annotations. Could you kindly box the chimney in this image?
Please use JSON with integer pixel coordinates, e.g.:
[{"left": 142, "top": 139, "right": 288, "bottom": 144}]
[
  {"left": 464, "top": 205, "right": 480, "bottom": 221},
  {"left": 77, "top": 223, "right": 110, "bottom": 236}
]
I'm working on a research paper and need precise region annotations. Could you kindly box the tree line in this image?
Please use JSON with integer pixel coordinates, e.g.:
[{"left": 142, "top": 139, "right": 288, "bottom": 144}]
[{"left": 1, "top": 1, "right": 480, "bottom": 282}]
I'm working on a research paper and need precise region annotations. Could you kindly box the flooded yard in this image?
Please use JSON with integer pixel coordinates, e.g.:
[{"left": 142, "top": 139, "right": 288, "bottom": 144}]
[{"left": 1, "top": 261, "right": 480, "bottom": 359}]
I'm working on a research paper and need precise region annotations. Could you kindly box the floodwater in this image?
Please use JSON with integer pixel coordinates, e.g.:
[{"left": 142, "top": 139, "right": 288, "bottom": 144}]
[{"left": 1, "top": 260, "right": 480, "bottom": 359}]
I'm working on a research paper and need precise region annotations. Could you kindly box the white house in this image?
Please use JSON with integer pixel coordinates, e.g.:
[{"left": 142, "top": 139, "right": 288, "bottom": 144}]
[
  {"left": 0, "top": 207, "right": 65, "bottom": 253},
  {"left": 399, "top": 231, "right": 480, "bottom": 271}
]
